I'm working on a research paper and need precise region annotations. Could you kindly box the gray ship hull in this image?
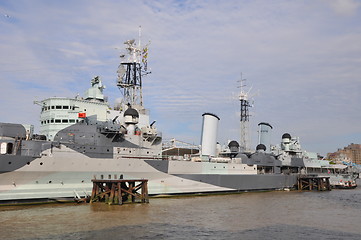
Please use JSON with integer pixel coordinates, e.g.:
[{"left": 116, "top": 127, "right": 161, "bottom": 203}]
[{"left": 0, "top": 146, "right": 298, "bottom": 202}]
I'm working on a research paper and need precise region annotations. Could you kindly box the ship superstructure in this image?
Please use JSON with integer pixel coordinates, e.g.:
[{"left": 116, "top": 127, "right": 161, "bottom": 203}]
[
  {"left": 35, "top": 76, "right": 109, "bottom": 140},
  {"left": 271, "top": 133, "right": 357, "bottom": 188}
]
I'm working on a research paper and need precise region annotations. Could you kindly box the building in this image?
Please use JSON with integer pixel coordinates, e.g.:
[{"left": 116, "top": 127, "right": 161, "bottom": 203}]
[{"left": 327, "top": 143, "right": 361, "bottom": 165}]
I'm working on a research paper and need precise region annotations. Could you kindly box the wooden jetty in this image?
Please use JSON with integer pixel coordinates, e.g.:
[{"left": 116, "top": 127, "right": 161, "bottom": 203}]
[
  {"left": 297, "top": 175, "right": 331, "bottom": 191},
  {"left": 90, "top": 179, "right": 149, "bottom": 205}
]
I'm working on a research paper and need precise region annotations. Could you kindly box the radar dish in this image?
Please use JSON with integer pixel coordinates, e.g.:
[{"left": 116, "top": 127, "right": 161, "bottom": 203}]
[{"left": 117, "top": 64, "right": 126, "bottom": 80}]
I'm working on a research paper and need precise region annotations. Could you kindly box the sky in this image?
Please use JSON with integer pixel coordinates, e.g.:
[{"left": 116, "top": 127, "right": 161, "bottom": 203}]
[{"left": 1, "top": 0, "right": 361, "bottom": 156}]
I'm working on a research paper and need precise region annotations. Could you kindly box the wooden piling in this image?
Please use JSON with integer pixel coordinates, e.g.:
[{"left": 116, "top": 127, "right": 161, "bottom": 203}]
[
  {"left": 90, "top": 179, "right": 149, "bottom": 205},
  {"left": 297, "top": 175, "right": 331, "bottom": 191}
]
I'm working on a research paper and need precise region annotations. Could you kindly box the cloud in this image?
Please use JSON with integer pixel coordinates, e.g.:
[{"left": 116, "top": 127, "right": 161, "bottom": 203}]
[
  {"left": 0, "top": 0, "right": 361, "bottom": 155},
  {"left": 324, "top": 0, "right": 361, "bottom": 16}
]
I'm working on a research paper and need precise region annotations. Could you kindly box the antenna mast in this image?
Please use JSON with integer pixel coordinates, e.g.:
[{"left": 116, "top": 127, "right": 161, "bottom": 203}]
[
  {"left": 116, "top": 26, "right": 149, "bottom": 107},
  {"left": 238, "top": 73, "right": 252, "bottom": 152}
]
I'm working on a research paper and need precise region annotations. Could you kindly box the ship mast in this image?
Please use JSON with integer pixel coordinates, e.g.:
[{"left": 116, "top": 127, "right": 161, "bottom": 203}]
[
  {"left": 238, "top": 73, "right": 252, "bottom": 152},
  {"left": 117, "top": 26, "right": 149, "bottom": 107}
]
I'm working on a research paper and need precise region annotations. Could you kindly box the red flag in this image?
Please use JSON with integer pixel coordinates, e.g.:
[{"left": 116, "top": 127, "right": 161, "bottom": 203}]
[{"left": 78, "top": 113, "right": 86, "bottom": 118}]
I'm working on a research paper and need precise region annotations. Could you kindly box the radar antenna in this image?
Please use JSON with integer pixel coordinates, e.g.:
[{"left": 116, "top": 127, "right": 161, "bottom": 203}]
[
  {"left": 237, "top": 73, "right": 253, "bottom": 152},
  {"left": 116, "top": 26, "right": 150, "bottom": 107}
]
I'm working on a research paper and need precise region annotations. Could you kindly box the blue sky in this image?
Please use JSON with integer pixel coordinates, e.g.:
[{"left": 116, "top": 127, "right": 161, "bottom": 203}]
[{"left": 1, "top": 0, "right": 360, "bottom": 155}]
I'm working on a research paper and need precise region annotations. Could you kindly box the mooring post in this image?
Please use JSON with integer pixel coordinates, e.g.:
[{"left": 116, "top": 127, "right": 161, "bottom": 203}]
[
  {"left": 108, "top": 183, "right": 116, "bottom": 204},
  {"left": 143, "top": 180, "right": 149, "bottom": 203},
  {"left": 117, "top": 182, "right": 122, "bottom": 205},
  {"left": 90, "top": 179, "right": 149, "bottom": 204},
  {"left": 297, "top": 176, "right": 331, "bottom": 191},
  {"left": 130, "top": 181, "right": 135, "bottom": 203}
]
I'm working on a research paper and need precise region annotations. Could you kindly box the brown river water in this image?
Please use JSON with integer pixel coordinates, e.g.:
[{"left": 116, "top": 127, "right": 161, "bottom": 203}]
[{"left": 1, "top": 180, "right": 361, "bottom": 239}]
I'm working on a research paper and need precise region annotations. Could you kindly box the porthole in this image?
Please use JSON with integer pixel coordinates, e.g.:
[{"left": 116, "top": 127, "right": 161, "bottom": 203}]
[
  {"left": 8, "top": 162, "right": 11, "bottom": 164},
  {"left": 27, "top": 162, "right": 30, "bottom": 165},
  {"left": 40, "top": 162, "right": 43, "bottom": 165}
]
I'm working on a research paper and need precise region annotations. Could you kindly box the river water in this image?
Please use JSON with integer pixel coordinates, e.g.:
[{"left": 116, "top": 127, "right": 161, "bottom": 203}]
[{"left": 1, "top": 180, "right": 361, "bottom": 240}]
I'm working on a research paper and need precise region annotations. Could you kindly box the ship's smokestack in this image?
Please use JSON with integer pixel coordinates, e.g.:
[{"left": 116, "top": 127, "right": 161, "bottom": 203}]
[
  {"left": 200, "top": 113, "right": 220, "bottom": 157},
  {"left": 257, "top": 122, "right": 273, "bottom": 152}
]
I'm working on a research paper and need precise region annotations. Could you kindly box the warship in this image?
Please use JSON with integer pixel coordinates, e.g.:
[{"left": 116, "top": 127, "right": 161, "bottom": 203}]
[{"left": 0, "top": 36, "right": 357, "bottom": 204}]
